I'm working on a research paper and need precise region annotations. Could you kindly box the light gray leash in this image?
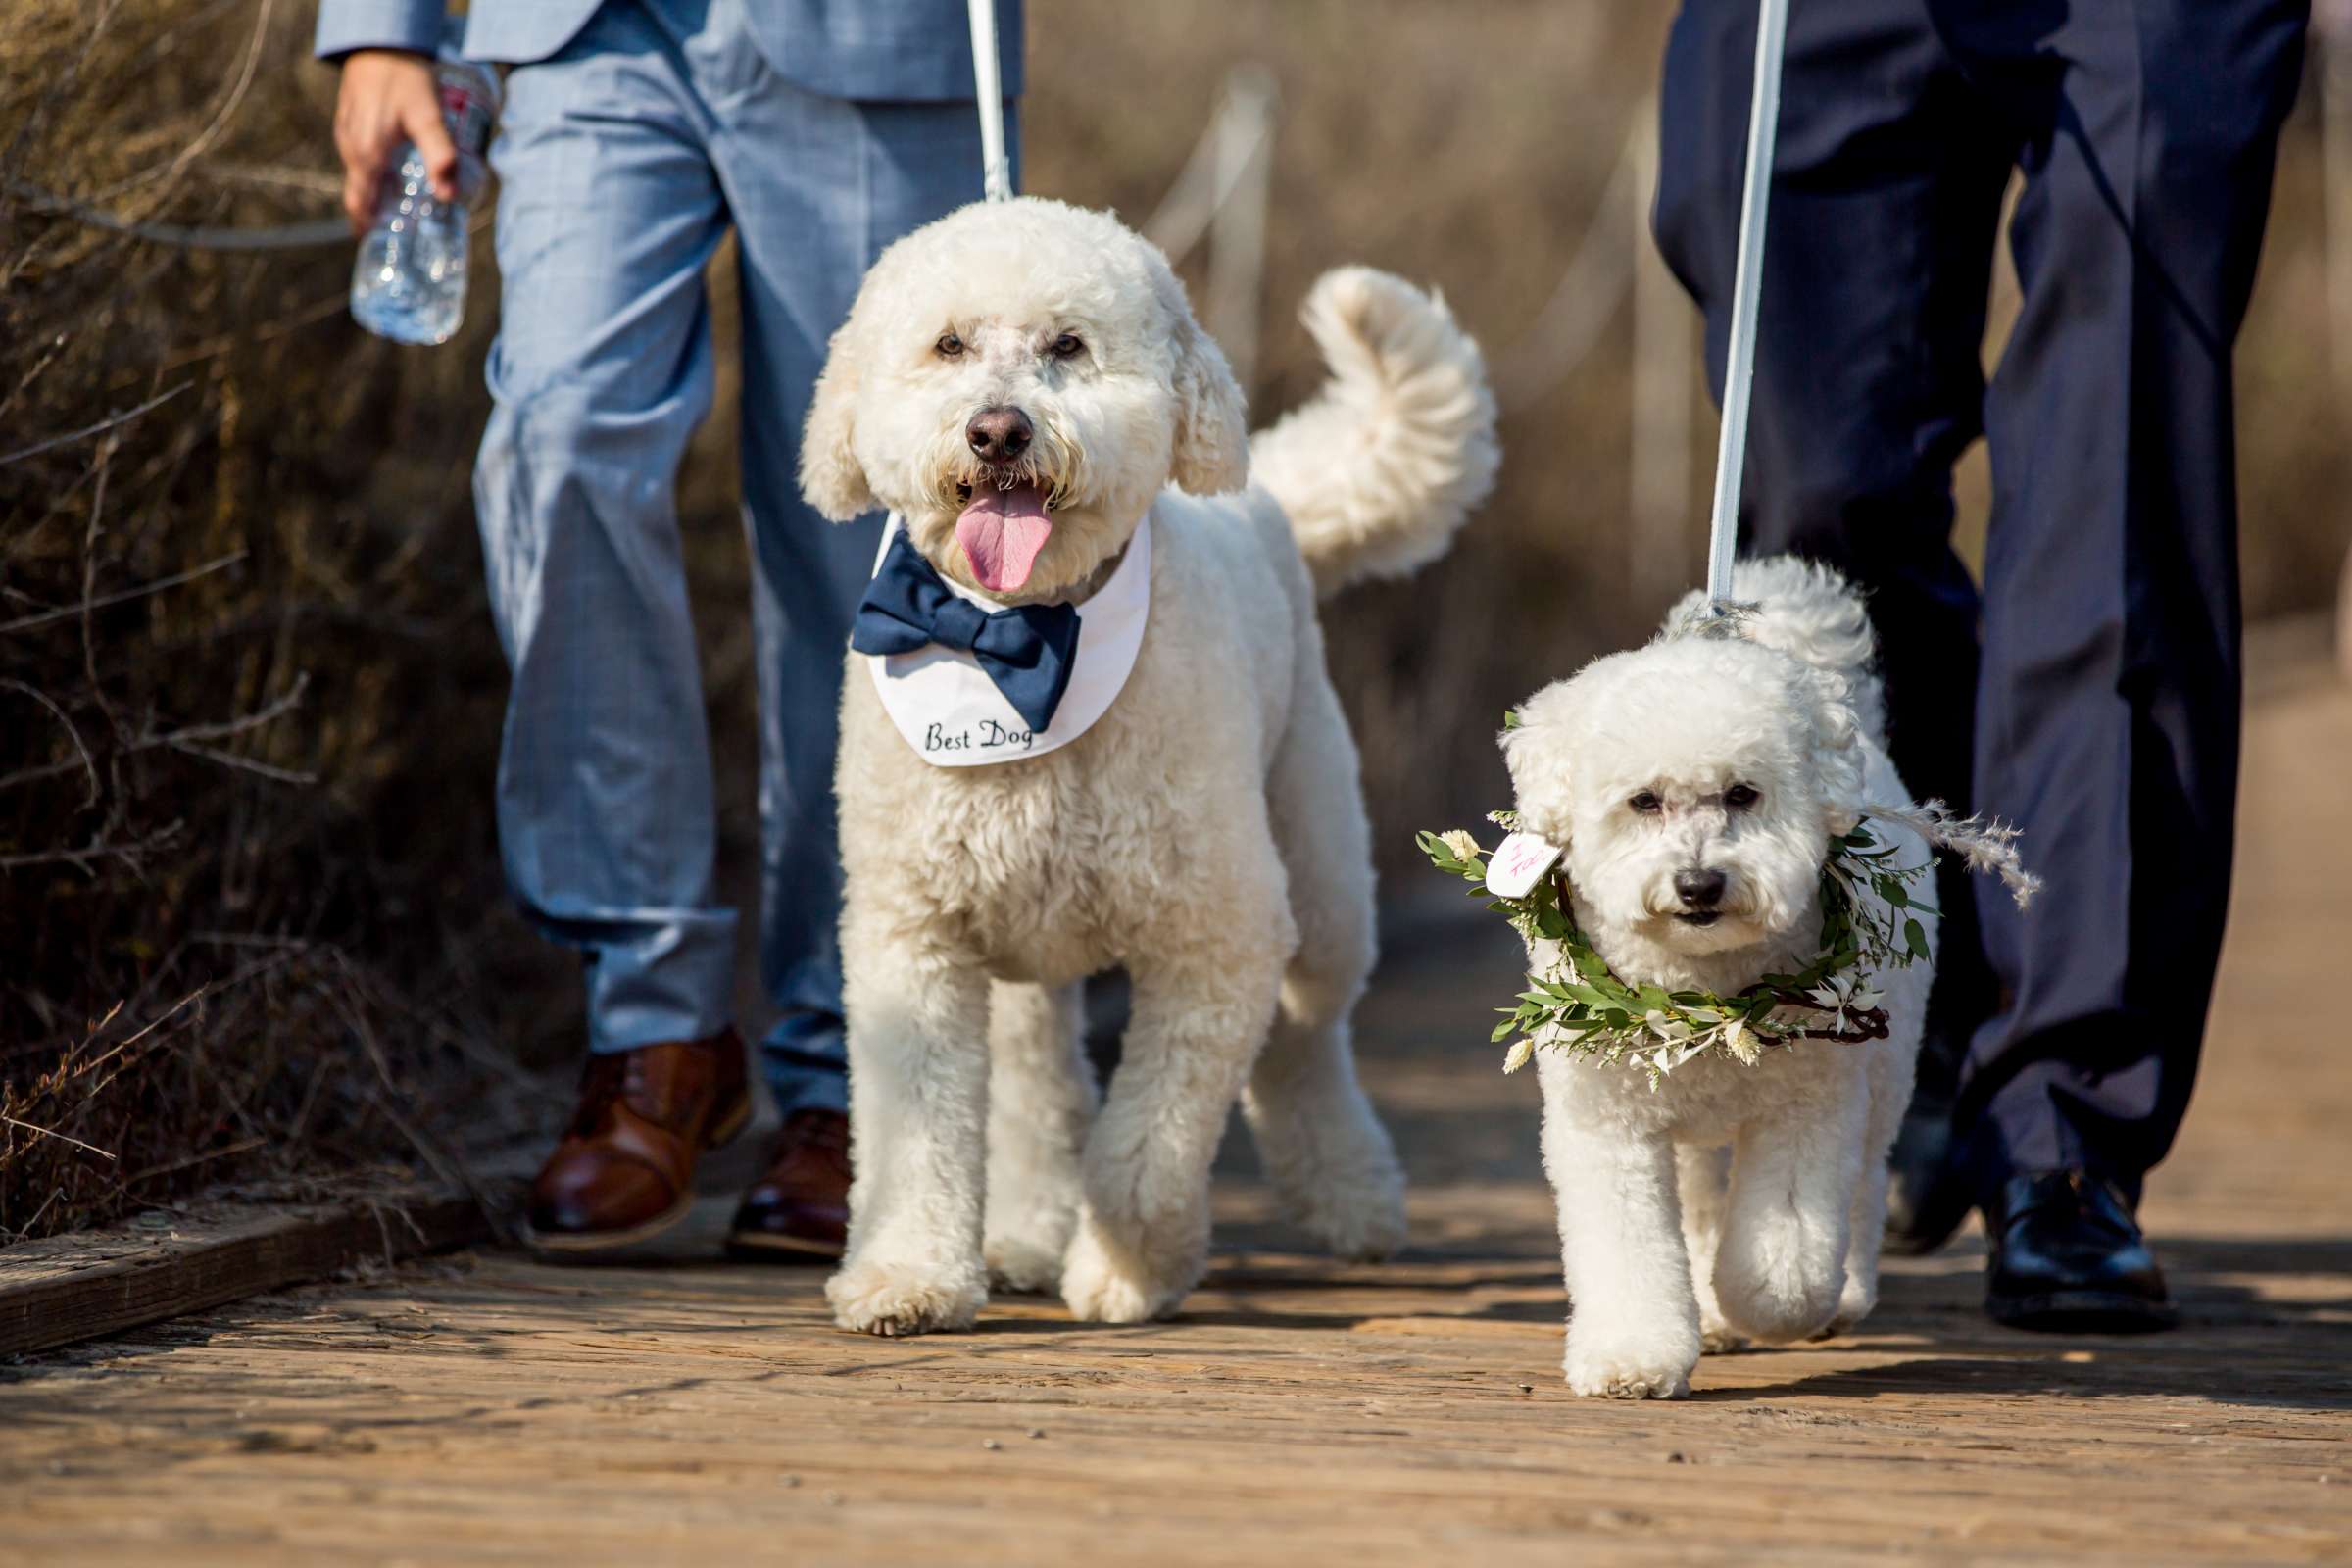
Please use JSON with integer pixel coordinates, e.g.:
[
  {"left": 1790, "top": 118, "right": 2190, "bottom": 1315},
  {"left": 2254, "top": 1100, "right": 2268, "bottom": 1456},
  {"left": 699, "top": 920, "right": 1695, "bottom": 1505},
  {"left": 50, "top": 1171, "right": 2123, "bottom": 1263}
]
[
  {"left": 966, "top": 0, "right": 1014, "bottom": 202},
  {"left": 1702, "top": 0, "right": 1791, "bottom": 616}
]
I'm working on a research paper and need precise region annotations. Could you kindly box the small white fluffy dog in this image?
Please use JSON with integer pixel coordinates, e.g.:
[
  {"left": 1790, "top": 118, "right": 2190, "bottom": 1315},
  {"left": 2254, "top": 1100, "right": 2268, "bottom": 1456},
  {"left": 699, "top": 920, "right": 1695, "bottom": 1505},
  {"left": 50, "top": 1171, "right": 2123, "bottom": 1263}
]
[
  {"left": 1501, "top": 558, "right": 1936, "bottom": 1397},
  {"left": 801, "top": 197, "right": 1498, "bottom": 1335}
]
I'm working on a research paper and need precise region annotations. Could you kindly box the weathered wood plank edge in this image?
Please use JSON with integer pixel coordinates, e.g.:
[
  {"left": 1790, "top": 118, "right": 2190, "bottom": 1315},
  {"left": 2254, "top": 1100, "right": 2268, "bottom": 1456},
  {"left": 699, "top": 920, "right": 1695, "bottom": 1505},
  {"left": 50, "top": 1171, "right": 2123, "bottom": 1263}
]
[{"left": 0, "top": 1191, "right": 493, "bottom": 1360}]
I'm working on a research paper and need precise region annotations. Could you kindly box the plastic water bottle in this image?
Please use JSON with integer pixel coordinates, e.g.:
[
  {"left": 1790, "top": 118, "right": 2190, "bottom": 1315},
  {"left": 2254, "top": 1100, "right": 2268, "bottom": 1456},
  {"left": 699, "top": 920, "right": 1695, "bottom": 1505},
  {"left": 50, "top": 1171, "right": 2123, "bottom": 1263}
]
[{"left": 349, "top": 27, "right": 500, "bottom": 346}]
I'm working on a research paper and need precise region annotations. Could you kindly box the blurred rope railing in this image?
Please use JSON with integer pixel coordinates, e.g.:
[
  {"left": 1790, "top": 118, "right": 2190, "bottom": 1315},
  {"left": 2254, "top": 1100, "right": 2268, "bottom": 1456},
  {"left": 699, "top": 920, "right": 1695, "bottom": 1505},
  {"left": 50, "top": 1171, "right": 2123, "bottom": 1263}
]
[
  {"left": 9, "top": 62, "right": 1289, "bottom": 367},
  {"left": 1143, "top": 64, "right": 1280, "bottom": 389},
  {"left": 2, "top": 178, "right": 348, "bottom": 250},
  {"left": 1485, "top": 96, "right": 1697, "bottom": 599},
  {"left": 12, "top": 59, "right": 1706, "bottom": 598},
  {"left": 1490, "top": 114, "right": 1645, "bottom": 411}
]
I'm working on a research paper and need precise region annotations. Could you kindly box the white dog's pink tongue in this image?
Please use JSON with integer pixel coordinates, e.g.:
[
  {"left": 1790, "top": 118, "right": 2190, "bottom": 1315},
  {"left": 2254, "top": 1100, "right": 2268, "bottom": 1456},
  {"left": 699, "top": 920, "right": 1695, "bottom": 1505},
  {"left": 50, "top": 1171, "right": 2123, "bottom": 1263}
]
[{"left": 956, "top": 483, "right": 1054, "bottom": 592}]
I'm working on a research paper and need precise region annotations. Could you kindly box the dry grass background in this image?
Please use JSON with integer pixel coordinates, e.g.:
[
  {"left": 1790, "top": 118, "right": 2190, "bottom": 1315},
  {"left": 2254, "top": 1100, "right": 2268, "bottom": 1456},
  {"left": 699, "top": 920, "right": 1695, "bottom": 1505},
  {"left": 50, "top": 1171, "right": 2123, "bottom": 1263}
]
[{"left": 2, "top": 0, "right": 2346, "bottom": 1242}]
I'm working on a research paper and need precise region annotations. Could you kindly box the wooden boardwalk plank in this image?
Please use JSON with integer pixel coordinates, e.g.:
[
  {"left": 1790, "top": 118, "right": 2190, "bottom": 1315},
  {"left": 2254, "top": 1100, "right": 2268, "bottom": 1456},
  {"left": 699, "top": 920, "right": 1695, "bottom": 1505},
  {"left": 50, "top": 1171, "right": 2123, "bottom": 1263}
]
[{"left": 0, "top": 1196, "right": 486, "bottom": 1360}]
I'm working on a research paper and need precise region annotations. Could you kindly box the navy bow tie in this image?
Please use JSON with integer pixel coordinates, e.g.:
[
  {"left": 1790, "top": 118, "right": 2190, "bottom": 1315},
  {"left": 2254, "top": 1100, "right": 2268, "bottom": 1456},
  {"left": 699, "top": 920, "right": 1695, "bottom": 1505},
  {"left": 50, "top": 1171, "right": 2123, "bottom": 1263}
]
[{"left": 851, "top": 533, "right": 1080, "bottom": 733}]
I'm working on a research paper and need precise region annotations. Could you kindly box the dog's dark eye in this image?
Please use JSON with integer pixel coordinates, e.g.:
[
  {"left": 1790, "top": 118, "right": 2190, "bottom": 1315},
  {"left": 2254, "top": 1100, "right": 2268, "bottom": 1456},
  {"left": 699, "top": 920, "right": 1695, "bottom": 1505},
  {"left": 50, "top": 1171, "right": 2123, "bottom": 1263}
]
[
  {"left": 1629, "top": 791, "right": 1663, "bottom": 815},
  {"left": 936, "top": 332, "right": 965, "bottom": 358},
  {"left": 1725, "top": 783, "right": 1760, "bottom": 810},
  {"left": 1051, "top": 332, "right": 1084, "bottom": 359}
]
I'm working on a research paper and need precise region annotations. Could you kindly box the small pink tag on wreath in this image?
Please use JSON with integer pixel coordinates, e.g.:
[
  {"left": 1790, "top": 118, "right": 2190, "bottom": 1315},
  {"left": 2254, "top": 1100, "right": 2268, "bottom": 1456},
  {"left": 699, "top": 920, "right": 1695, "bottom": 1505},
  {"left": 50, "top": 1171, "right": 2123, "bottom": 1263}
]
[{"left": 1485, "top": 832, "right": 1564, "bottom": 899}]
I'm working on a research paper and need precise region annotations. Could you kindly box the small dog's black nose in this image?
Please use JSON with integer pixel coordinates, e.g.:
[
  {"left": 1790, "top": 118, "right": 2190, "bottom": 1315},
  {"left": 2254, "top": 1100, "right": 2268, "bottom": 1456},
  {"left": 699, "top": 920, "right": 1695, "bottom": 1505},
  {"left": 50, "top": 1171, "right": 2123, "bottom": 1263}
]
[
  {"left": 965, "top": 407, "right": 1033, "bottom": 462},
  {"left": 1674, "top": 868, "right": 1727, "bottom": 908}
]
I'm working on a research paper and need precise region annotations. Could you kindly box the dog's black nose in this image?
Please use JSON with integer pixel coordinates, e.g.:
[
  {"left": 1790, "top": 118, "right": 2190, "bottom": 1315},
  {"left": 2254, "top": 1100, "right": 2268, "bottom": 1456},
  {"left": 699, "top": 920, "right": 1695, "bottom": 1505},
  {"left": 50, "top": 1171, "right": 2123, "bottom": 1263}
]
[
  {"left": 1674, "top": 868, "right": 1727, "bottom": 908},
  {"left": 965, "top": 407, "right": 1033, "bottom": 462}
]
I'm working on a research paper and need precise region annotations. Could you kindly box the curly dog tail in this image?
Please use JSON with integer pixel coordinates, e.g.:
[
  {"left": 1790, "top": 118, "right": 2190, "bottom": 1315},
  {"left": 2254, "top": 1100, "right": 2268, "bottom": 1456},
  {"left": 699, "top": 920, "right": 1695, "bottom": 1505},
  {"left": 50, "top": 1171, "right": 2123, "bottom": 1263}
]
[{"left": 1248, "top": 267, "right": 1498, "bottom": 599}]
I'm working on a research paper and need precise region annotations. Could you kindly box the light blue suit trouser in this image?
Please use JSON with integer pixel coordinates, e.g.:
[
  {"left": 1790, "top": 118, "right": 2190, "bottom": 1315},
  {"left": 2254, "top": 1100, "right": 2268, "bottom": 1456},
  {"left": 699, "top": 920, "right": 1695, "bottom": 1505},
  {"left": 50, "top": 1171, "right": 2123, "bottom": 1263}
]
[{"left": 473, "top": 0, "right": 1012, "bottom": 1113}]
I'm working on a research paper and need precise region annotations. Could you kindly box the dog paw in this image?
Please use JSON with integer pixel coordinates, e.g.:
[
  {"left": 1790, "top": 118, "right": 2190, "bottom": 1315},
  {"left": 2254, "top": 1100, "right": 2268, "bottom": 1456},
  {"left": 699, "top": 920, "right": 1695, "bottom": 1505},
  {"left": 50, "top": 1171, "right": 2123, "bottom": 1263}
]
[
  {"left": 1290, "top": 1167, "right": 1407, "bottom": 1263},
  {"left": 1059, "top": 1224, "right": 1191, "bottom": 1324},
  {"left": 1563, "top": 1334, "right": 1695, "bottom": 1400},
  {"left": 1715, "top": 1237, "right": 1846, "bottom": 1345},
  {"left": 826, "top": 1259, "right": 986, "bottom": 1338},
  {"left": 984, "top": 1232, "right": 1067, "bottom": 1295},
  {"left": 1259, "top": 1106, "right": 1408, "bottom": 1262},
  {"left": 1717, "top": 1268, "right": 1842, "bottom": 1345},
  {"left": 1698, "top": 1315, "right": 1750, "bottom": 1354},
  {"left": 1812, "top": 1278, "right": 1877, "bottom": 1341}
]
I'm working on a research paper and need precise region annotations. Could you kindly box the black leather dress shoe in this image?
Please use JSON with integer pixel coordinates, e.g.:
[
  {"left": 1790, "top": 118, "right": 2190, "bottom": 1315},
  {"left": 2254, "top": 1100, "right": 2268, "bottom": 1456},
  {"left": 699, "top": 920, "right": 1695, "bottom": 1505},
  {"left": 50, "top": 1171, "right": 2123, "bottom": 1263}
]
[
  {"left": 1884, "top": 1102, "right": 1974, "bottom": 1256},
  {"left": 1984, "top": 1169, "right": 2178, "bottom": 1333}
]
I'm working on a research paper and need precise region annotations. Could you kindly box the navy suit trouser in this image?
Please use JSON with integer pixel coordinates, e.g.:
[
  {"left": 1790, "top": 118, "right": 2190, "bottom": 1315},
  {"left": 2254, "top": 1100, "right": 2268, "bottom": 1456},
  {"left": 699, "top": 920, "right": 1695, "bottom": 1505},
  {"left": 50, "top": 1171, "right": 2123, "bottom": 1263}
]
[{"left": 1655, "top": 0, "right": 2307, "bottom": 1199}]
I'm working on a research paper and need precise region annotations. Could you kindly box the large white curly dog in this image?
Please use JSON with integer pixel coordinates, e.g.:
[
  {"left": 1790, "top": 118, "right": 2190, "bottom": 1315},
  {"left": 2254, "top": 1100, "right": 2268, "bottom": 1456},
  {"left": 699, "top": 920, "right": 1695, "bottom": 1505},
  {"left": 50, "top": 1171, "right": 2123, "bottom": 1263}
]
[
  {"left": 1502, "top": 559, "right": 1936, "bottom": 1397},
  {"left": 801, "top": 197, "right": 1497, "bottom": 1335}
]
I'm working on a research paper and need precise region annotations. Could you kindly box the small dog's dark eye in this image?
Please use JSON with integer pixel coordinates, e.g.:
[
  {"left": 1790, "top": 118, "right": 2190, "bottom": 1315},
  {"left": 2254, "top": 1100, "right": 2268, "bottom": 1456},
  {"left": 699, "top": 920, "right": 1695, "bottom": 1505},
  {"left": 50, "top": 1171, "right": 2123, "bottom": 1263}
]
[
  {"left": 1051, "top": 332, "right": 1084, "bottom": 359},
  {"left": 1725, "top": 783, "right": 1760, "bottom": 809},
  {"left": 1629, "top": 791, "right": 1663, "bottom": 815},
  {"left": 936, "top": 332, "right": 964, "bottom": 358}
]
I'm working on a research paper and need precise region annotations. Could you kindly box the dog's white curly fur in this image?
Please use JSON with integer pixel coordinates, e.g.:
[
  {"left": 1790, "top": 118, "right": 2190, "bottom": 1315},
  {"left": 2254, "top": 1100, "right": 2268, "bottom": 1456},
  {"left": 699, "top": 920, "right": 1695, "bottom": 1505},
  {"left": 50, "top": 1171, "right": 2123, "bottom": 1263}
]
[
  {"left": 1503, "top": 557, "right": 1936, "bottom": 1397},
  {"left": 804, "top": 197, "right": 1498, "bottom": 1335}
]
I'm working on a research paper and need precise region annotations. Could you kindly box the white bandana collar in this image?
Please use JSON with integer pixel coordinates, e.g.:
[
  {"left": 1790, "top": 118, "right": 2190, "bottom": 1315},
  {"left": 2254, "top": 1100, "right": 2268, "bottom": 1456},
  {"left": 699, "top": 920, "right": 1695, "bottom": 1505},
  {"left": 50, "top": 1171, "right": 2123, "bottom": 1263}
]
[{"left": 863, "top": 512, "right": 1152, "bottom": 767}]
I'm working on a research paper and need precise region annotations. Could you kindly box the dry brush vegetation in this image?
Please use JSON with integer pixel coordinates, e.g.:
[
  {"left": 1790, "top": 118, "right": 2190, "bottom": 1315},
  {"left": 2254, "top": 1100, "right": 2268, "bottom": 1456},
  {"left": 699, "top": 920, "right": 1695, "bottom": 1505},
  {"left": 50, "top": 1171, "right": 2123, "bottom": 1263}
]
[
  {"left": 2, "top": 1, "right": 539, "bottom": 1241},
  {"left": 4, "top": 0, "right": 2346, "bottom": 1243}
]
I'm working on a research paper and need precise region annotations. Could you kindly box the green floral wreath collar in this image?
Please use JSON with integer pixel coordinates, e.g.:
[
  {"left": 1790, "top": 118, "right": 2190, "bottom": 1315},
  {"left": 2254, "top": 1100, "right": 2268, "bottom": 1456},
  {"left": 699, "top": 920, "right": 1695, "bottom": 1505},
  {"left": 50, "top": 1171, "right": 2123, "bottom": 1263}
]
[{"left": 1417, "top": 812, "right": 1937, "bottom": 1084}]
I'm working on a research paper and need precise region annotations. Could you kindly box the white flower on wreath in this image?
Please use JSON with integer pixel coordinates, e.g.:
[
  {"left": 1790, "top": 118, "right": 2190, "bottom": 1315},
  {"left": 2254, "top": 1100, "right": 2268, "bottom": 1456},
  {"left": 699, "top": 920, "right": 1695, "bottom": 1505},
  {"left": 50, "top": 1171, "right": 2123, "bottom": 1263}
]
[
  {"left": 1805, "top": 971, "right": 1886, "bottom": 1034},
  {"left": 1650, "top": 1040, "right": 1707, "bottom": 1075},
  {"left": 1643, "top": 1009, "right": 1692, "bottom": 1043},
  {"left": 1439, "top": 829, "right": 1482, "bottom": 861}
]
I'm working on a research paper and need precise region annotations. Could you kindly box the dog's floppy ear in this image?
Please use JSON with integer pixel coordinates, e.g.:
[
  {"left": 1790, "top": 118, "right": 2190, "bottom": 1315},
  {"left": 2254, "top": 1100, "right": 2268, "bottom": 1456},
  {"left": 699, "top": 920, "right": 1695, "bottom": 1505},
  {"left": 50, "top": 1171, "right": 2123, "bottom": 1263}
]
[
  {"left": 800, "top": 316, "right": 877, "bottom": 521},
  {"left": 1804, "top": 670, "right": 1868, "bottom": 838},
  {"left": 1171, "top": 315, "right": 1250, "bottom": 495},
  {"left": 1498, "top": 687, "right": 1578, "bottom": 848},
  {"left": 1144, "top": 249, "right": 1250, "bottom": 495}
]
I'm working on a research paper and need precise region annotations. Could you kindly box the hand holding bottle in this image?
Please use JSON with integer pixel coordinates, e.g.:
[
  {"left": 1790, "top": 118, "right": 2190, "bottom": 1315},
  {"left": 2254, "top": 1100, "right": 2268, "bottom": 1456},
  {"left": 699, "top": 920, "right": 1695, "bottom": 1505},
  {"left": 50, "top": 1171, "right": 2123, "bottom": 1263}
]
[
  {"left": 337, "top": 31, "right": 500, "bottom": 345},
  {"left": 333, "top": 49, "right": 458, "bottom": 234}
]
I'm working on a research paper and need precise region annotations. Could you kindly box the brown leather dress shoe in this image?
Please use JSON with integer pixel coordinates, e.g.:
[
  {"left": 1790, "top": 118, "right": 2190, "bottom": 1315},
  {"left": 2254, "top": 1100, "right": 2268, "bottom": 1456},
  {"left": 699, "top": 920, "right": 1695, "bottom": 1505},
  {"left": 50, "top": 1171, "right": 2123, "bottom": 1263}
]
[
  {"left": 522, "top": 1029, "right": 752, "bottom": 1253},
  {"left": 727, "top": 1108, "right": 851, "bottom": 1261}
]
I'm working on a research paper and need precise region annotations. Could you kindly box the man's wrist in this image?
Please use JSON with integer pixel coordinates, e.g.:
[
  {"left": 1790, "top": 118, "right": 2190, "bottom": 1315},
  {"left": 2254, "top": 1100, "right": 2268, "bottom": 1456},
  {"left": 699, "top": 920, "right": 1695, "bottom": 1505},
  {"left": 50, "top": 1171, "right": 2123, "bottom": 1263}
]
[{"left": 342, "top": 47, "right": 436, "bottom": 67}]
